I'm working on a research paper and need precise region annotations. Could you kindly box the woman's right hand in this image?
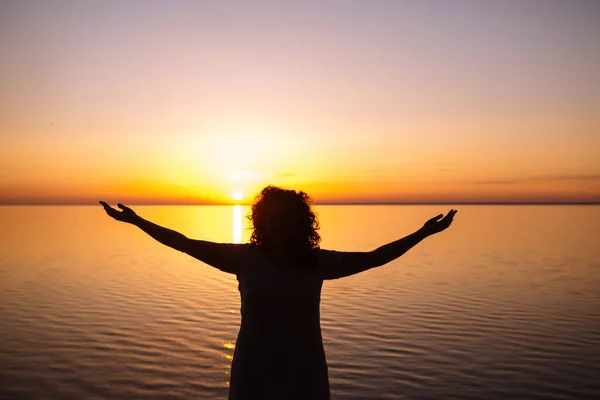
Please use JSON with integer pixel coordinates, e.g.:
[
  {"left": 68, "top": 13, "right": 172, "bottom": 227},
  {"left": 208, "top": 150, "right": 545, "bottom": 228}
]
[{"left": 99, "top": 201, "right": 139, "bottom": 224}]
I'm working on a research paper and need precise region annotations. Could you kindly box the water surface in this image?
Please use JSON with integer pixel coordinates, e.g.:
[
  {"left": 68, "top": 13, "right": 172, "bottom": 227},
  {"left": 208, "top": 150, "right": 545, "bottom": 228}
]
[{"left": 1, "top": 205, "right": 599, "bottom": 399}]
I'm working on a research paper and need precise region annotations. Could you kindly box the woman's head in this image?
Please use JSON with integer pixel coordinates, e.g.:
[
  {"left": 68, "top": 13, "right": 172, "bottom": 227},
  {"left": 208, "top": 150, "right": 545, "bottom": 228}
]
[{"left": 248, "top": 185, "right": 321, "bottom": 254}]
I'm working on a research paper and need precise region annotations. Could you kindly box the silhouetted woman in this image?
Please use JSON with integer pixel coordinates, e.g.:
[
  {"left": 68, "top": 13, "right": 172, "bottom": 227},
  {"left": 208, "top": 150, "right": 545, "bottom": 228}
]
[{"left": 100, "top": 185, "right": 456, "bottom": 399}]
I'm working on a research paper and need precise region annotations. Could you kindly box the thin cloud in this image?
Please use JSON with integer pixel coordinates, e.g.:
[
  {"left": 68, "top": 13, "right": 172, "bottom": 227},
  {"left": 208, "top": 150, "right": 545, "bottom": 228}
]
[{"left": 474, "top": 174, "right": 600, "bottom": 185}]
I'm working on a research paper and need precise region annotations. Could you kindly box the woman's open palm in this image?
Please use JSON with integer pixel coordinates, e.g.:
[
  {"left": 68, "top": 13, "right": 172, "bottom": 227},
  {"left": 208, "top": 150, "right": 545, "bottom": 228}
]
[
  {"left": 422, "top": 209, "right": 457, "bottom": 236},
  {"left": 99, "top": 201, "right": 138, "bottom": 224}
]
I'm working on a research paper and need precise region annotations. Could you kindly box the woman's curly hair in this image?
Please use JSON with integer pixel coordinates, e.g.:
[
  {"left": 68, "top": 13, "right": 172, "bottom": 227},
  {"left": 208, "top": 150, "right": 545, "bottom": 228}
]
[{"left": 248, "top": 185, "right": 321, "bottom": 255}]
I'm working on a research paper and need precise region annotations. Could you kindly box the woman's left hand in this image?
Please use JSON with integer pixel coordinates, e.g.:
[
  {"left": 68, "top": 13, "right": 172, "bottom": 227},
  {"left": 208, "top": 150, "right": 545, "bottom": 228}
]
[{"left": 420, "top": 209, "right": 457, "bottom": 236}]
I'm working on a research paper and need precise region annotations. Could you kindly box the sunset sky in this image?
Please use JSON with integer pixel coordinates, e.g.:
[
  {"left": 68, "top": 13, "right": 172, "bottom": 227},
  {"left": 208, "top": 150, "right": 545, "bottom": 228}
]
[{"left": 1, "top": 1, "right": 599, "bottom": 204}]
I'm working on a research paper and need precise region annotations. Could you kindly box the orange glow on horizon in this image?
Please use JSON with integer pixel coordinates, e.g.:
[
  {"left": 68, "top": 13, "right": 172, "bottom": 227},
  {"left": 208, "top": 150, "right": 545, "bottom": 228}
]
[{"left": 1, "top": 2, "right": 599, "bottom": 205}]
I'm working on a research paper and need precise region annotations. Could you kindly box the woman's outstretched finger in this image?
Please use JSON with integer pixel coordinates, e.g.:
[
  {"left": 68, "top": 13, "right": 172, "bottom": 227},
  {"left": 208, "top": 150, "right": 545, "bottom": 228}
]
[
  {"left": 117, "top": 203, "right": 131, "bottom": 211},
  {"left": 429, "top": 214, "right": 443, "bottom": 223}
]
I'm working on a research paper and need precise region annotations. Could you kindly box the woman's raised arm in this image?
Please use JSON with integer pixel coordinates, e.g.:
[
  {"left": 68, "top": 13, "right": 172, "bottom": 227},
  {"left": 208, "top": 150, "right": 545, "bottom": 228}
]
[
  {"left": 99, "top": 201, "right": 241, "bottom": 274},
  {"left": 319, "top": 209, "right": 457, "bottom": 280}
]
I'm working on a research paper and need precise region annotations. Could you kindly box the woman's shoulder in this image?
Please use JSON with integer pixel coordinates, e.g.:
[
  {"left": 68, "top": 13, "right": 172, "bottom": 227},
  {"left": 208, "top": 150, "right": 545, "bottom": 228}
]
[
  {"left": 215, "top": 243, "right": 257, "bottom": 274},
  {"left": 316, "top": 248, "right": 344, "bottom": 263},
  {"left": 222, "top": 242, "right": 256, "bottom": 258}
]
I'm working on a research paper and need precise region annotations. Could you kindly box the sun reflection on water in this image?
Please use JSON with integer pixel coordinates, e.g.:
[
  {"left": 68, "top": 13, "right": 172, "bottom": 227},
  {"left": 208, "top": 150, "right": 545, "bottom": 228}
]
[{"left": 233, "top": 205, "right": 243, "bottom": 243}]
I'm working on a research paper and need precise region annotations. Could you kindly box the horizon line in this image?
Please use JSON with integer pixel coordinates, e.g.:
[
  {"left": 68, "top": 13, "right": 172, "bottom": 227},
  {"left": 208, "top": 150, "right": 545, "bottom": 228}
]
[{"left": 1, "top": 201, "right": 599, "bottom": 206}]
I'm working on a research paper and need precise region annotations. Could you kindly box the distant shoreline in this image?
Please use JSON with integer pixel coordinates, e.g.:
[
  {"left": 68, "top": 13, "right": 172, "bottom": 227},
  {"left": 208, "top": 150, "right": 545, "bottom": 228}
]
[{"left": 1, "top": 202, "right": 599, "bottom": 206}]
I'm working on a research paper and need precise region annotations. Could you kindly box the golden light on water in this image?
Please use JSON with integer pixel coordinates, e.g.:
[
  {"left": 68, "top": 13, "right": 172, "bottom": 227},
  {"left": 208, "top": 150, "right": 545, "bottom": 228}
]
[{"left": 233, "top": 205, "right": 243, "bottom": 244}]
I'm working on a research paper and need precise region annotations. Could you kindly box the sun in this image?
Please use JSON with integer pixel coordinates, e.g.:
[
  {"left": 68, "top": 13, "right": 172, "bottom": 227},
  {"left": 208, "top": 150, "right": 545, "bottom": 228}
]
[{"left": 232, "top": 190, "right": 244, "bottom": 201}]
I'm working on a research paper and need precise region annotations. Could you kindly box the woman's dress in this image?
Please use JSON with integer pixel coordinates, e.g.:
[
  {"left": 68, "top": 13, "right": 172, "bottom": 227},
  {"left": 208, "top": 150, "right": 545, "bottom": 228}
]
[{"left": 220, "top": 244, "right": 343, "bottom": 400}]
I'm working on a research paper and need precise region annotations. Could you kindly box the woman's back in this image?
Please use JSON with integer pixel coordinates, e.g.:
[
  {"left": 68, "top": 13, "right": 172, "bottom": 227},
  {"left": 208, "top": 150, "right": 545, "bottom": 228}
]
[{"left": 228, "top": 245, "right": 334, "bottom": 399}]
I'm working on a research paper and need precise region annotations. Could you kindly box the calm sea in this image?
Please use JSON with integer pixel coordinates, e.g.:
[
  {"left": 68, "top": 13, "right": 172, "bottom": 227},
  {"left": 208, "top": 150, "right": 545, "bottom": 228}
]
[{"left": 1, "top": 205, "right": 599, "bottom": 399}]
